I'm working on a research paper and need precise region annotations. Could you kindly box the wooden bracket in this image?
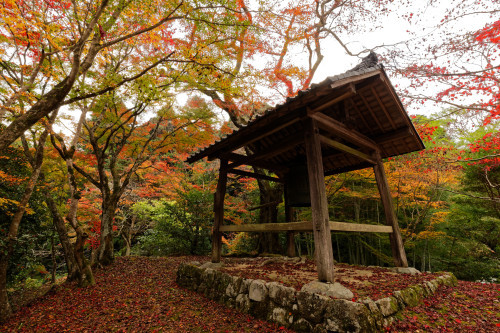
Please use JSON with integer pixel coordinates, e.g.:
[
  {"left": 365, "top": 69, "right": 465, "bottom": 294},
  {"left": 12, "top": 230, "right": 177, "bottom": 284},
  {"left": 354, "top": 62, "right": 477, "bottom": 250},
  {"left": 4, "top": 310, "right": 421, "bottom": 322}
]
[
  {"left": 228, "top": 168, "right": 283, "bottom": 183},
  {"left": 310, "top": 111, "right": 380, "bottom": 152},
  {"left": 319, "top": 135, "right": 376, "bottom": 164},
  {"left": 308, "top": 85, "right": 356, "bottom": 115}
]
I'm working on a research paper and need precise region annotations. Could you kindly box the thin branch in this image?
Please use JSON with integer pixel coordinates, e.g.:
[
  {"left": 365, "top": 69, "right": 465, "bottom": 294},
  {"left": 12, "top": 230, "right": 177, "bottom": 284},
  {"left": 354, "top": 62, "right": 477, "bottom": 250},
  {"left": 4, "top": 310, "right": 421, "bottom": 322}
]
[{"left": 62, "top": 52, "right": 175, "bottom": 105}]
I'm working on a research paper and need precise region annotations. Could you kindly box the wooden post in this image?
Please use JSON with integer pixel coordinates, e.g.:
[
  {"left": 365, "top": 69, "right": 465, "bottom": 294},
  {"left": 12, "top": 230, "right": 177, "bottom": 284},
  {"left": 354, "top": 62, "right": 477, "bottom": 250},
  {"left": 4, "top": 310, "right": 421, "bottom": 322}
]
[
  {"left": 212, "top": 159, "right": 228, "bottom": 263},
  {"left": 284, "top": 183, "right": 296, "bottom": 257},
  {"left": 372, "top": 152, "right": 408, "bottom": 268},
  {"left": 304, "top": 119, "right": 335, "bottom": 282}
]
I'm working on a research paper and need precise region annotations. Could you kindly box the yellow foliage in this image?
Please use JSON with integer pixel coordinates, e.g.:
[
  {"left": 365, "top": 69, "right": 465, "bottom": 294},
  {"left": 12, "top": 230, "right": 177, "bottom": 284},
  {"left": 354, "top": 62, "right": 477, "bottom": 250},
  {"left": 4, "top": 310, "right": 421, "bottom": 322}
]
[
  {"left": 416, "top": 230, "right": 447, "bottom": 240},
  {"left": 429, "top": 211, "right": 450, "bottom": 226},
  {"left": 0, "top": 197, "right": 20, "bottom": 210}
]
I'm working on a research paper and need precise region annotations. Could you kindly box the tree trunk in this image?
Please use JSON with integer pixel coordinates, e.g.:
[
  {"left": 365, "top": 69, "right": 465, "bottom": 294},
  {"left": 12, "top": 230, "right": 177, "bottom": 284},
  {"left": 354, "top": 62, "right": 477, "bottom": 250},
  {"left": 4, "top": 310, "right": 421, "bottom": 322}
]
[
  {"left": 45, "top": 196, "right": 77, "bottom": 280},
  {"left": 0, "top": 255, "right": 12, "bottom": 322},
  {"left": 45, "top": 194, "right": 95, "bottom": 286},
  {"left": 120, "top": 215, "right": 135, "bottom": 256},
  {"left": 0, "top": 124, "right": 51, "bottom": 321},
  {"left": 50, "top": 229, "right": 56, "bottom": 285},
  {"left": 98, "top": 200, "right": 118, "bottom": 266},
  {"left": 122, "top": 234, "right": 131, "bottom": 256},
  {"left": 354, "top": 199, "right": 361, "bottom": 222},
  {"left": 335, "top": 234, "right": 342, "bottom": 263},
  {"left": 190, "top": 225, "right": 199, "bottom": 255}
]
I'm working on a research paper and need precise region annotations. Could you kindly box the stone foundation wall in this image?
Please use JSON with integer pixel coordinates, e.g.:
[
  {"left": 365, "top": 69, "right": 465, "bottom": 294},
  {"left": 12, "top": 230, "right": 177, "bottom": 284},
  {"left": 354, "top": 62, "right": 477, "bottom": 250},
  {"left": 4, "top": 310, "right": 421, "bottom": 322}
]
[{"left": 176, "top": 263, "right": 457, "bottom": 332}]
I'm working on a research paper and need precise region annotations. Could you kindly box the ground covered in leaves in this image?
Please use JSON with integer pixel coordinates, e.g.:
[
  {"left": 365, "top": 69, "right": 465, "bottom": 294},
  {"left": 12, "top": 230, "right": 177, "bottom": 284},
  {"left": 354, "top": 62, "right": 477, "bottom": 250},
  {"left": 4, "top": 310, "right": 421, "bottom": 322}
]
[
  {"left": 389, "top": 280, "right": 500, "bottom": 332},
  {"left": 1, "top": 257, "right": 292, "bottom": 332},
  {"left": 221, "top": 257, "right": 499, "bottom": 331},
  {"left": 2, "top": 256, "right": 499, "bottom": 332},
  {"left": 220, "top": 257, "right": 439, "bottom": 300}
]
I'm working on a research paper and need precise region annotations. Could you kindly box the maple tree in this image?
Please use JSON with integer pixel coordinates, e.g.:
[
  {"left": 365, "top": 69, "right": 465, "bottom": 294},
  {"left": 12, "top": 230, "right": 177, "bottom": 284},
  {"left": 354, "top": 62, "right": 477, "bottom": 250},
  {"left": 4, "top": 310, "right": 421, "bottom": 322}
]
[
  {"left": 65, "top": 92, "right": 213, "bottom": 265},
  {"left": 0, "top": 0, "right": 250, "bottom": 150},
  {"left": 0, "top": 111, "right": 58, "bottom": 320},
  {"left": 382, "top": 1, "right": 500, "bottom": 169},
  {"left": 47, "top": 107, "right": 96, "bottom": 288},
  {"left": 0, "top": 0, "right": 498, "bottom": 328}
]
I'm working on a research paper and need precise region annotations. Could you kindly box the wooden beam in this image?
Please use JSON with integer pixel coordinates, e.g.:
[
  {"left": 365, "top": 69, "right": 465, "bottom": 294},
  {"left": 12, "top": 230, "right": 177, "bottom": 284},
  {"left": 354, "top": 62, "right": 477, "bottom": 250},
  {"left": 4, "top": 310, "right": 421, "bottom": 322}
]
[
  {"left": 330, "top": 222, "right": 392, "bottom": 233},
  {"left": 374, "top": 71, "right": 424, "bottom": 151},
  {"left": 359, "top": 92, "right": 384, "bottom": 131},
  {"left": 227, "top": 135, "right": 303, "bottom": 169},
  {"left": 309, "top": 86, "right": 356, "bottom": 114},
  {"left": 319, "top": 135, "right": 376, "bottom": 164},
  {"left": 219, "top": 221, "right": 392, "bottom": 233},
  {"left": 309, "top": 111, "right": 379, "bottom": 152},
  {"left": 372, "top": 152, "right": 408, "bottom": 268},
  {"left": 207, "top": 117, "right": 301, "bottom": 161},
  {"left": 248, "top": 200, "right": 282, "bottom": 211},
  {"left": 349, "top": 98, "right": 371, "bottom": 132},
  {"left": 378, "top": 72, "right": 417, "bottom": 130},
  {"left": 304, "top": 119, "right": 335, "bottom": 282},
  {"left": 228, "top": 168, "right": 283, "bottom": 183},
  {"left": 371, "top": 86, "right": 397, "bottom": 130},
  {"left": 212, "top": 159, "right": 228, "bottom": 263},
  {"left": 224, "top": 152, "right": 285, "bottom": 173},
  {"left": 372, "top": 127, "right": 413, "bottom": 145},
  {"left": 220, "top": 221, "right": 313, "bottom": 232},
  {"left": 187, "top": 112, "right": 301, "bottom": 163},
  {"left": 324, "top": 162, "right": 373, "bottom": 176}
]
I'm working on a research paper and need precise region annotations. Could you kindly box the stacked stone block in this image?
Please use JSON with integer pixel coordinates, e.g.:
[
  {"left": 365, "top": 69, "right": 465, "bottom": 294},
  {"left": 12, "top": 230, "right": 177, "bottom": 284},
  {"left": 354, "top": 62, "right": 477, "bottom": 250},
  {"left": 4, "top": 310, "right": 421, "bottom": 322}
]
[{"left": 176, "top": 263, "right": 457, "bottom": 332}]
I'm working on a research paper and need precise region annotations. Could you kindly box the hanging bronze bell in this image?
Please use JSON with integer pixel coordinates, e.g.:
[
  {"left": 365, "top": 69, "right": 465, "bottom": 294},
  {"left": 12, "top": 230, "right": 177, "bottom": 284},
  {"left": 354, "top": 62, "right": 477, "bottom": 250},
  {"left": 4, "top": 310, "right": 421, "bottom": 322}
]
[{"left": 285, "top": 164, "right": 311, "bottom": 207}]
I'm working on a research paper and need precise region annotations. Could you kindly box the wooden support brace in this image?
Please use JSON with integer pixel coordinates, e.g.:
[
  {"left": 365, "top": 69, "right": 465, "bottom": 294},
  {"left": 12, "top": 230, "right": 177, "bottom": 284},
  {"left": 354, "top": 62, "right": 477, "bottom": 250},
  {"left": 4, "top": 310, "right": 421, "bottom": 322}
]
[
  {"left": 220, "top": 221, "right": 313, "bottom": 232},
  {"left": 228, "top": 168, "right": 283, "bottom": 183},
  {"left": 227, "top": 135, "right": 303, "bottom": 170},
  {"left": 373, "top": 128, "right": 413, "bottom": 145},
  {"left": 370, "top": 86, "right": 397, "bottom": 130},
  {"left": 308, "top": 86, "right": 356, "bottom": 114},
  {"left": 309, "top": 111, "right": 379, "bottom": 152},
  {"left": 248, "top": 200, "right": 282, "bottom": 211},
  {"left": 359, "top": 92, "right": 384, "bottom": 131},
  {"left": 205, "top": 118, "right": 301, "bottom": 161},
  {"left": 212, "top": 159, "right": 228, "bottom": 263},
  {"left": 224, "top": 152, "right": 284, "bottom": 173},
  {"left": 319, "top": 134, "right": 376, "bottom": 164},
  {"left": 372, "top": 152, "right": 408, "bottom": 268},
  {"left": 304, "top": 119, "right": 335, "bottom": 282}
]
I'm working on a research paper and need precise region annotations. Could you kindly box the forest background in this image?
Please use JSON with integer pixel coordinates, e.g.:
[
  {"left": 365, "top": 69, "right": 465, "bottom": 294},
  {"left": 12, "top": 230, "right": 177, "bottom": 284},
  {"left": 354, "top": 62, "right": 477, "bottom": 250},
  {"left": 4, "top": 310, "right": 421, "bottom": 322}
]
[{"left": 0, "top": 0, "right": 498, "bottom": 322}]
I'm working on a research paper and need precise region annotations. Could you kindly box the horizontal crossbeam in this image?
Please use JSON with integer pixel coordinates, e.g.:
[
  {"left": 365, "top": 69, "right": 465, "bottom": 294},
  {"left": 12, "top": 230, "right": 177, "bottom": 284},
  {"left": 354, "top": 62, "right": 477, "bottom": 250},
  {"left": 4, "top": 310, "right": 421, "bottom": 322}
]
[{"left": 219, "top": 221, "right": 393, "bottom": 233}]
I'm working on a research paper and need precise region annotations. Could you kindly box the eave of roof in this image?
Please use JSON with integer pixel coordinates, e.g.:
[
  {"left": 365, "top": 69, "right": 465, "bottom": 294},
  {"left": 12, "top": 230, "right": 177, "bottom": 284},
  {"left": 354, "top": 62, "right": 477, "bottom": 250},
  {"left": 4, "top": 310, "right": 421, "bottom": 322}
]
[{"left": 187, "top": 65, "right": 391, "bottom": 164}]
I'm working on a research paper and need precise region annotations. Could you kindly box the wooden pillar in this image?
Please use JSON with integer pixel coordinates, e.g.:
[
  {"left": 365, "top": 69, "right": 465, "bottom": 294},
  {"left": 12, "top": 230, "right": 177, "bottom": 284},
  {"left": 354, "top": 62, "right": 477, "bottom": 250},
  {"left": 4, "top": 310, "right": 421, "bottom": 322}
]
[
  {"left": 372, "top": 152, "right": 408, "bottom": 268},
  {"left": 212, "top": 159, "right": 228, "bottom": 263},
  {"left": 284, "top": 183, "right": 296, "bottom": 257},
  {"left": 304, "top": 119, "right": 335, "bottom": 282}
]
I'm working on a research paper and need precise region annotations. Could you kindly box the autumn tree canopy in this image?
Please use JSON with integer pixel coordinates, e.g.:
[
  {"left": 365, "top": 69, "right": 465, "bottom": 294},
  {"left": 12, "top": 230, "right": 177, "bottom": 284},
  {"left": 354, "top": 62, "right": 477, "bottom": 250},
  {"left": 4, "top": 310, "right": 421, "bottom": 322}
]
[{"left": 0, "top": 0, "right": 499, "bottom": 325}]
